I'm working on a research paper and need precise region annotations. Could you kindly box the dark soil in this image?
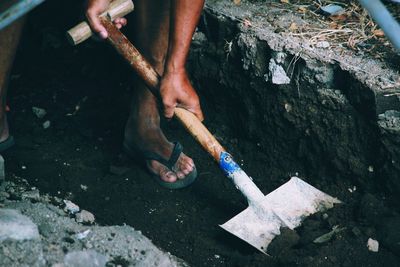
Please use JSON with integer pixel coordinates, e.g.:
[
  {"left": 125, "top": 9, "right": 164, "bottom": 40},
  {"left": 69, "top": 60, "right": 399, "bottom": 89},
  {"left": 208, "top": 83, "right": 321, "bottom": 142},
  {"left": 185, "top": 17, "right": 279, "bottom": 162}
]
[{"left": 4, "top": 1, "right": 400, "bottom": 266}]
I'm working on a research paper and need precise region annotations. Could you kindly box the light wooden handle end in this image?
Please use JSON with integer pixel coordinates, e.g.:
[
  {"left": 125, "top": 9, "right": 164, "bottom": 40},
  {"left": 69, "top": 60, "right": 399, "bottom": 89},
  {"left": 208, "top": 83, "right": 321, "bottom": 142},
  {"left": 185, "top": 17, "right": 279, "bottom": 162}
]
[{"left": 66, "top": 0, "right": 134, "bottom": 45}]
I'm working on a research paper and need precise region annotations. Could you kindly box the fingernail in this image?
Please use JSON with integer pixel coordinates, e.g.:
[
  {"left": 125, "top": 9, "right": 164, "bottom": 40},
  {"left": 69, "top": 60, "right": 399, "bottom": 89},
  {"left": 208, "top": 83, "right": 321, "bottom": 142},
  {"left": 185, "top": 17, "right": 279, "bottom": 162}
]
[
  {"left": 166, "top": 172, "right": 176, "bottom": 179},
  {"left": 99, "top": 31, "right": 107, "bottom": 39}
]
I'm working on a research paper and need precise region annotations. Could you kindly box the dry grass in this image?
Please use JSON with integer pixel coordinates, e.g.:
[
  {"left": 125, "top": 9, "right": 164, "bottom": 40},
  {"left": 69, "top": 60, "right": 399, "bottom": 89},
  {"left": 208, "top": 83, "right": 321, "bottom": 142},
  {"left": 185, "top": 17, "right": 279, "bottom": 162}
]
[{"left": 279, "top": 0, "right": 399, "bottom": 57}]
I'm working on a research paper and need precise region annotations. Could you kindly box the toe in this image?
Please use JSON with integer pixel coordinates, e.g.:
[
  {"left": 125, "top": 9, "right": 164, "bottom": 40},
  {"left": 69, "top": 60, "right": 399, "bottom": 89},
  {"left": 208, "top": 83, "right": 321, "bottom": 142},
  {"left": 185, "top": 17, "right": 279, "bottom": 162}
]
[
  {"left": 174, "top": 154, "right": 195, "bottom": 179},
  {"left": 148, "top": 160, "right": 178, "bottom": 183},
  {"left": 176, "top": 170, "right": 186, "bottom": 179},
  {"left": 161, "top": 169, "right": 178, "bottom": 183},
  {"left": 184, "top": 157, "right": 194, "bottom": 167},
  {"left": 182, "top": 163, "right": 193, "bottom": 175}
]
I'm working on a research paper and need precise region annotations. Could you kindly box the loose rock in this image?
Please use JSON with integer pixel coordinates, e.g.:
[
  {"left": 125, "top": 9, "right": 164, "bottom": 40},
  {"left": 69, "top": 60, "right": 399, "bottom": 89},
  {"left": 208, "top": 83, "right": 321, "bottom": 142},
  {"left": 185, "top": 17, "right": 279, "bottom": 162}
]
[
  {"left": 76, "top": 210, "right": 95, "bottom": 224},
  {"left": 268, "top": 58, "right": 290, "bottom": 84},
  {"left": 21, "top": 189, "right": 41, "bottom": 202},
  {"left": 316, "top": 41, "right": 330, "bottom": 49},
  {"left": 313, "top": 225, "right": 346, "bottom": 244},
  {"left": 32, "top": 106, "right": 47, "bottom": 119},
  {"left": 63, "top": 200, "right": 80, "bottom": 214},
  {"left": 367, "top": 238, "right": 379, "bottom": 252},
  {"left": 43, "top": 120, "right": 51, "bottom": 129}
]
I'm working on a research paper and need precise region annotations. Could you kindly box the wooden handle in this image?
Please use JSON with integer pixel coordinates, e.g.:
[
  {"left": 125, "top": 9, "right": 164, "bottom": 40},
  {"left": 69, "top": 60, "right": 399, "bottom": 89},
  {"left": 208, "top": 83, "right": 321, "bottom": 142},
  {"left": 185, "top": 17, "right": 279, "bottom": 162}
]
[
  {"left": 66, "top": 0, "right": 134, "bottom": 45},
  {"left": 174, "top": 108, "right": 225, "bottom": 161},
  {"left": 100, "top": 18, "right": 226, "bottom": 162}
]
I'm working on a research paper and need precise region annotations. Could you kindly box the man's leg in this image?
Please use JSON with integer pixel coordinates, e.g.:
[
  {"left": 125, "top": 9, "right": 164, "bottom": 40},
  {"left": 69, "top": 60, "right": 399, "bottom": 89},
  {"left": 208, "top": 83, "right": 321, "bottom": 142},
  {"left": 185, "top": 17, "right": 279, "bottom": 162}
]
[
  {"left": 124, "top": 0, "right": 195, "bottom": 183},
  {"left": 0, "top": 18, "right": 24, "bottom": 142}
]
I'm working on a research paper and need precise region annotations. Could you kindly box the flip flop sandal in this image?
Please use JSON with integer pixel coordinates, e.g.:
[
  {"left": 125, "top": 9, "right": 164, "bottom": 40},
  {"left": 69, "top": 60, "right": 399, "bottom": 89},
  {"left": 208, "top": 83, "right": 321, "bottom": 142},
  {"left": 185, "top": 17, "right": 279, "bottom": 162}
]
[
  {"left": 123, "top": 141, "right": 197, "bottom": 190},
  {"left": 0, "top": 135, "right": 14, "bottom": 153}
]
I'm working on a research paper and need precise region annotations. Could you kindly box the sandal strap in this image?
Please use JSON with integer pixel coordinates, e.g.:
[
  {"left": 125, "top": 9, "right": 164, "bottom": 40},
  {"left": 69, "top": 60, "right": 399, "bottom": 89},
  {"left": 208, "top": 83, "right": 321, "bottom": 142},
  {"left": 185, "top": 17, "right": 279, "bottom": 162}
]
[{"left": 142, "top": 142, "right": 183, "bottom": 170}]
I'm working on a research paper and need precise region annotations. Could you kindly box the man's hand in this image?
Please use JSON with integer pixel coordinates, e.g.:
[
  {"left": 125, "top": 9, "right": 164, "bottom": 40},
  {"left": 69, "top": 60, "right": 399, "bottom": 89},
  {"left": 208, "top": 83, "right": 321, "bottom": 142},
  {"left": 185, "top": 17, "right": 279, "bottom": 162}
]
[
  {"left": 159, "top": 68, "right": 204, "bottom": 121},
  {"left": 86, "top": 0, "right": 127, "bottom": 39}
]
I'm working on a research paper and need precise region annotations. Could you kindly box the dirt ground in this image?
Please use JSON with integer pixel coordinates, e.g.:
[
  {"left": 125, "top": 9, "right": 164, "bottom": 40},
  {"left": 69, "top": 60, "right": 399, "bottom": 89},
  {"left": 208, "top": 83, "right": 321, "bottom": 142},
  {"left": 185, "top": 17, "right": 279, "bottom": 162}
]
[{"left": 3, "top": 1, "right": 400, "bottom": 266}]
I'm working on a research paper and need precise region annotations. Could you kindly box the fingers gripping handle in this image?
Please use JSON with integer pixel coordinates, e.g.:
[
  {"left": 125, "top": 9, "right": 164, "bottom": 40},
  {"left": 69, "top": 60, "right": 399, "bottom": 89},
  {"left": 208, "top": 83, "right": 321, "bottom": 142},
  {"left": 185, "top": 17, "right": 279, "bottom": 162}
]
[{"left": 66, "top": 0, "right": 134, "bottom": 45}]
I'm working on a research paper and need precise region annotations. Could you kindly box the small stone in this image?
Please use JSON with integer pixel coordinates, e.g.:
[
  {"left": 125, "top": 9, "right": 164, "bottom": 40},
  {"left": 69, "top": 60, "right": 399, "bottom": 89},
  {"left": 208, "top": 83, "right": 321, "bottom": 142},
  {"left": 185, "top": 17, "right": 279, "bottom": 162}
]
[
  {"left": 274, "top": 52, "right": 287, "bottom": 64},
  {"left": 316, "top": 41, "right": 330, "bottom": 48},
  {"left": 63, "top": 200, "right": 80, "bottom": 214},
  {"left": 75, "top": 210, "right": 95, "bottom": 224},
  {"left": 313, "top": 225, "right": 346, "bottom": 244},
  {"left": 32, "top": 107, "right": 47, "bottom": 119},
  {"left": 348, "top": 186, "right": 357, "bottom": 193},
  {"left": 268, "top": 59, "right": 290, "bottom": 85},
  {"left": 21, "top": 189, "right": 40, "bottom": 202},
  {"left": 284, "top": 103, "right": 292, "bottom": 112},
  {"left": 368, "top": 166, "right": 374, "bottom": 172},
  {"left": 367, "top": 238, "right": 379, "bottom": 252},
  {"left": 75, "top": 229, "right": 91, "bottom": 240},
  {"left": 320, "top": 4, "right": 344, "bottom": 16},
  {"left": 43, "top": 120, "right": 51, "bottom": 129},
  {"left": 80, "top": 184, "right": 88, "bottom": 191}
]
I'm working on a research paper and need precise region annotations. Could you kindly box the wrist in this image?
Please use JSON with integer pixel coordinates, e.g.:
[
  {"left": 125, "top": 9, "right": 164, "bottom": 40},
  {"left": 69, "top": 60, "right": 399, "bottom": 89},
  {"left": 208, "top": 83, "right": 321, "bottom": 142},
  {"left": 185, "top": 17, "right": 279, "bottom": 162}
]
[{"left": 164, "top": 65, "right": 186, "bottom": 76}]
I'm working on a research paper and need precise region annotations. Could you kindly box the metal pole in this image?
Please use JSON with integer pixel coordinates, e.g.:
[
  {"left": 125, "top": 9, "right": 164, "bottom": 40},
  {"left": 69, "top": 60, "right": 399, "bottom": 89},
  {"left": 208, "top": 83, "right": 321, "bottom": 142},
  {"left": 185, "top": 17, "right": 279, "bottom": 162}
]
[
  {"left": 0, "top": 0, "right": 45, "bottom": 31},
  {"left": 359, "top": 0, "right": 400, "bottom": 52}
]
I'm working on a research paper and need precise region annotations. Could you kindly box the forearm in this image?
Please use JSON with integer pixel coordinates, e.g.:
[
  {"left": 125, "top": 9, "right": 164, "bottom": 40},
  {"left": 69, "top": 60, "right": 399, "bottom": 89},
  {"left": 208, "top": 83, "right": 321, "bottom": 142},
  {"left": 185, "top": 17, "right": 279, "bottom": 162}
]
[{"left": 165, "top": 0, "right": 204, "bottom": 73}]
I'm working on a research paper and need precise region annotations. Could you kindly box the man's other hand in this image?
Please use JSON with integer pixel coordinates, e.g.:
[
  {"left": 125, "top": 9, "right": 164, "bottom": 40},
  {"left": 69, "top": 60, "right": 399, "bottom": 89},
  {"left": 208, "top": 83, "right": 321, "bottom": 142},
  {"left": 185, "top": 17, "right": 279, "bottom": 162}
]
[
  {"left": 159, "top": 68, "right": 204, "bottom": 121},
  {"left": 86, "top": 0, "right": 127, "bottom": 39}
]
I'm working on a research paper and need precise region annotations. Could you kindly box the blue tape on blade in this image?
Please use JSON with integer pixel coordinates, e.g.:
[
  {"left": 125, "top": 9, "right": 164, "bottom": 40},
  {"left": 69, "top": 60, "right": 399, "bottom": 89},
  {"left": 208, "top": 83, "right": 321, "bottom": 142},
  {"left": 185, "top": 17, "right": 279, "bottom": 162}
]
[{"left": 219, "top": 151, "right": 241, "bottom": 175}]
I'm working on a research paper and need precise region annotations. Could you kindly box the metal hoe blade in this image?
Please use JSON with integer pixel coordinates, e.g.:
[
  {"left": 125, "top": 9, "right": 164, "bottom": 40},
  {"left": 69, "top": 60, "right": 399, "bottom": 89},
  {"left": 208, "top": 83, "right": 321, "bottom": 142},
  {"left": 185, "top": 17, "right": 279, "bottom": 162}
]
[{"left": 220, "top": 177, "right": 341, "bottom": 254}]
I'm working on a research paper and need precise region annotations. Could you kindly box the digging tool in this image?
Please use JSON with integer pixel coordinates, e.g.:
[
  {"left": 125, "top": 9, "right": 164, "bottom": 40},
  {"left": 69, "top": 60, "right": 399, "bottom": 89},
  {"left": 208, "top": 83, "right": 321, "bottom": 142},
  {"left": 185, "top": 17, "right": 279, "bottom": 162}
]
[{"left": 67, "top": 0, "right": 341, "bottom": 254}]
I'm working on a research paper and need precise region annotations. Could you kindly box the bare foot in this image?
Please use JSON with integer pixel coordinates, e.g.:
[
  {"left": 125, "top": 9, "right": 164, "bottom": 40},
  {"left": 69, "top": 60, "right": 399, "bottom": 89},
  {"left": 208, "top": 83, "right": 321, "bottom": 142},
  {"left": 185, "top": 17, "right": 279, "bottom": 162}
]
[
  {"left": 124, "top": 111, "right": 196, "bottom": 184},
  {"left": 145, "top": 142, "right": 195, "bottom": 183}
]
